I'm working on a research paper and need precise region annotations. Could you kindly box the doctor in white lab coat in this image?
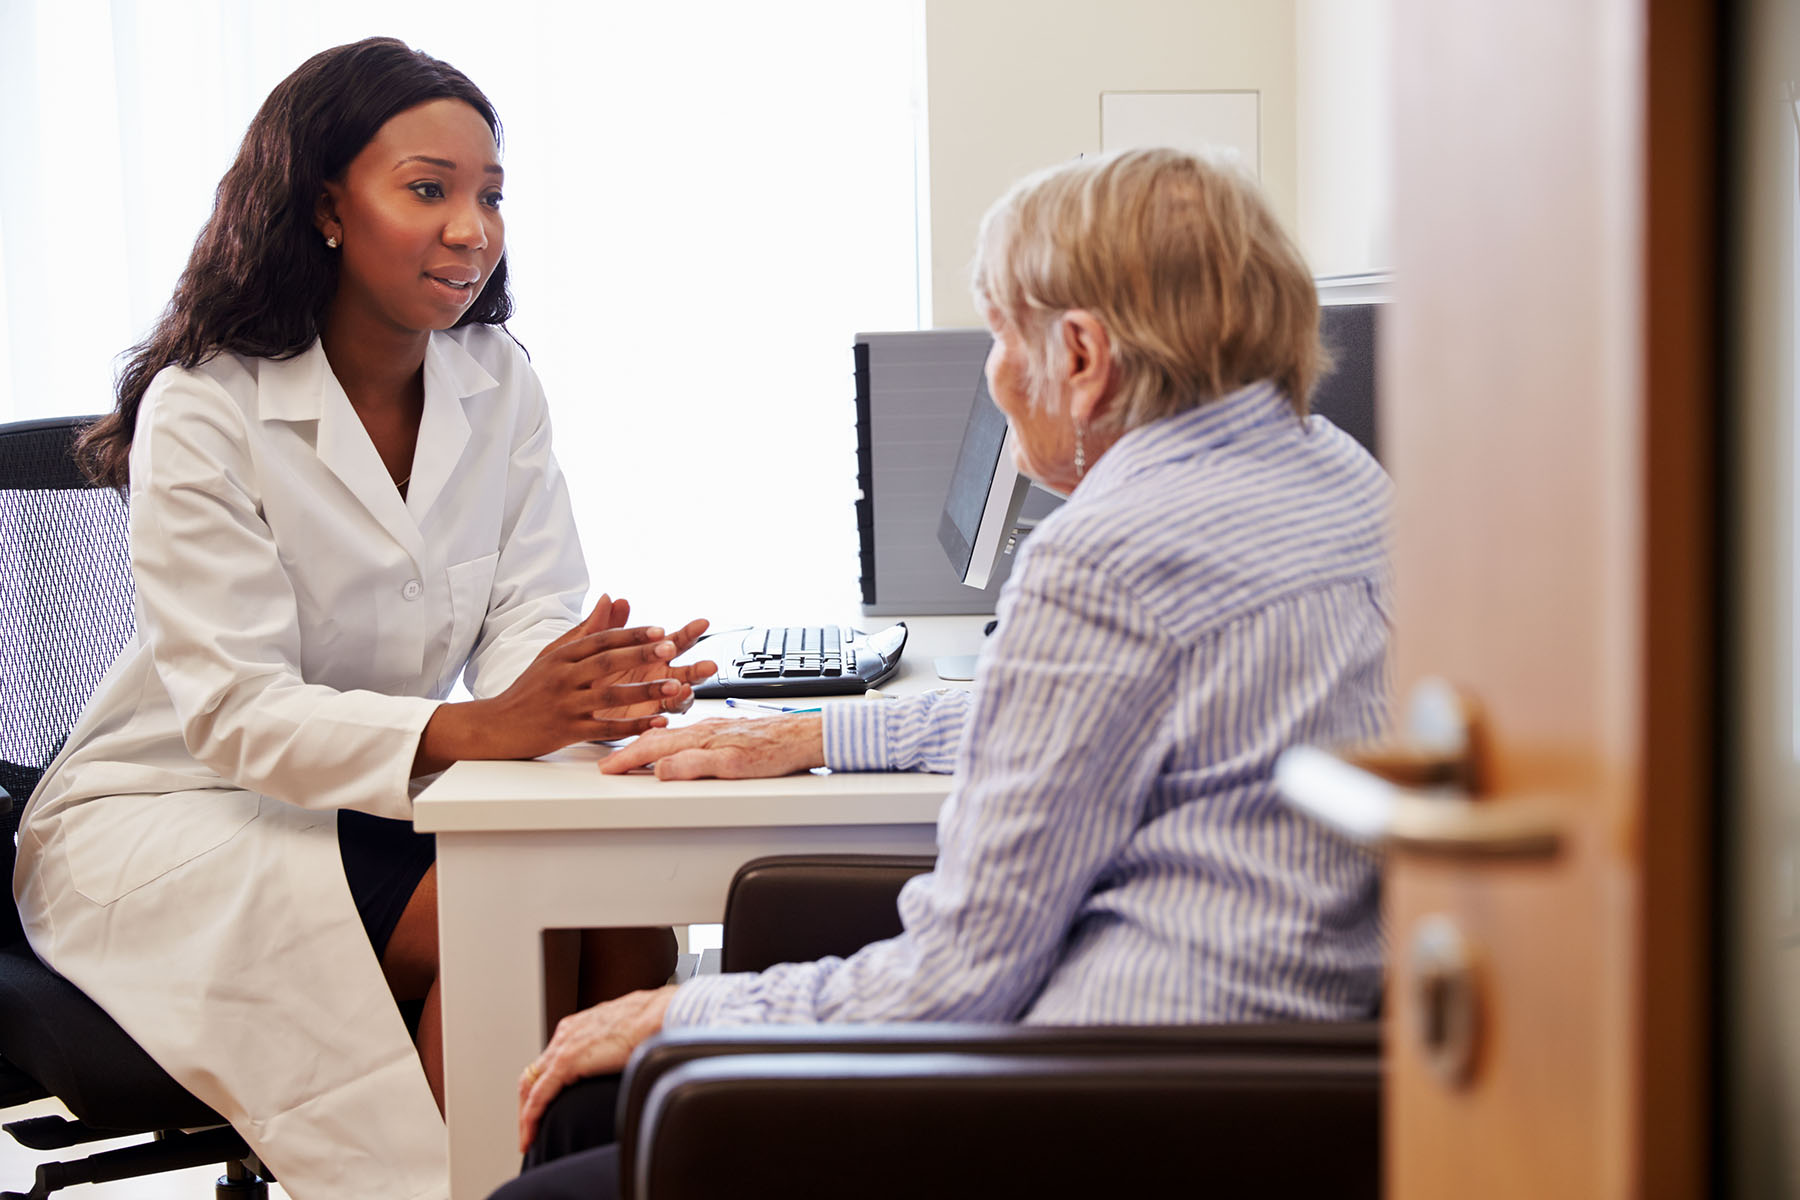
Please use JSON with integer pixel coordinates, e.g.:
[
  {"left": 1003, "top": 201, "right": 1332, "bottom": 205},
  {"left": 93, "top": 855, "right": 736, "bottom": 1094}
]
[{"left": 12, "top": 38, "right": 710, "bottom": 1200}]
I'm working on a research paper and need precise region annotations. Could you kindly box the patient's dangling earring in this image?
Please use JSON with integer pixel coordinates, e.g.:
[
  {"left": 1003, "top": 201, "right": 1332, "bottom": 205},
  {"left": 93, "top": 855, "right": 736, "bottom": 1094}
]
[
  {"left": 1074, "top": 423, "right": 1086, "bottom": 481},
  {"left": 325, "top": 234, "right": 340, "bottom": 249}
]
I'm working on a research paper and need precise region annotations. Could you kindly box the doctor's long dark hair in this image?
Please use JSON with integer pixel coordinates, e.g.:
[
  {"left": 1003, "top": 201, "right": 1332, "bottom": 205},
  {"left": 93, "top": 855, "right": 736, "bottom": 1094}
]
[{"left": 78, "top": 37, "right": 513, "bottom": 487}]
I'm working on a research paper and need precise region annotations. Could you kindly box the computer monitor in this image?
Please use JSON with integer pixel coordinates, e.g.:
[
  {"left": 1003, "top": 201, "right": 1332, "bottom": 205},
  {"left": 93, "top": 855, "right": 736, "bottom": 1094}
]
[
  {"left": 1312, "top": 300, "right": 1383, "bottom": 461},
  {"left": 936, "top": 367, "right": 1033, "bottom": 591}
]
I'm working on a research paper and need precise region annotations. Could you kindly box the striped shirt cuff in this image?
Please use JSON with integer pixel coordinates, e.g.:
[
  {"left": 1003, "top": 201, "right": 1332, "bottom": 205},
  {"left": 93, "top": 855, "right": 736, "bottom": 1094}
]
[
  {"left": 822, "top": 700, "right": 892, "bottom": 772},
  {"left": 665, "top": 972, "right": 761, "bottom": 1027}
]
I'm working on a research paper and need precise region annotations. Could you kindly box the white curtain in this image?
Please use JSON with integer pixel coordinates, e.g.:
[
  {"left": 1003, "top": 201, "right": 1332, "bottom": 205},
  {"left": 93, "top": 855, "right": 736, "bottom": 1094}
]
[{"left": 0, "top": 0, "right": 926, "bottom": 625}]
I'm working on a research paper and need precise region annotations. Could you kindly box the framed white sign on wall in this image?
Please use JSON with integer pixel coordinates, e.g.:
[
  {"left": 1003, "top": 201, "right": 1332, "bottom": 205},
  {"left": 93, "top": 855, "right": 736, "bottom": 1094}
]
[{"left": 1100, "top": 90, "right": 1260, "bottom": 178}]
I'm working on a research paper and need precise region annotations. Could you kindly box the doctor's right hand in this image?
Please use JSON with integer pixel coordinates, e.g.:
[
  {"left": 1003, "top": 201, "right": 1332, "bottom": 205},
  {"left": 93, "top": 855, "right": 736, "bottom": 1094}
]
[{"left": 412, "top": 596, "right": 716, "bottom": 773}]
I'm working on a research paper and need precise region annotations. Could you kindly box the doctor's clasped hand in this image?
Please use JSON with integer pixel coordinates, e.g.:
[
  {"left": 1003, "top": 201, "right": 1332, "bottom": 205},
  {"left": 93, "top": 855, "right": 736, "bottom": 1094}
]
[{"left": 414, "top": 598, "right": 715, "bottom": 774}]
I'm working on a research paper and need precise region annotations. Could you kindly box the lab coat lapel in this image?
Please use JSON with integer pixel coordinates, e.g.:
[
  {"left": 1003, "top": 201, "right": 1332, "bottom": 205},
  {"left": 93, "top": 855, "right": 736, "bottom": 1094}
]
[
  {"left": 260, "top": 342, "right": 427, "bottom": 570},
  {"left": 315, "top": 372, "right": 428, "bottom": 569},
  {"left": 404, "top": 333, "right": 495, "bottom": 520}
]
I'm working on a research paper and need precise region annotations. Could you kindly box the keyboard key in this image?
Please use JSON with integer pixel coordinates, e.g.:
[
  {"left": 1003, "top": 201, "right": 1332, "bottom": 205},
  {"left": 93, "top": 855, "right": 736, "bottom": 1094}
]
[{"left": 742, "top": 665, "right": 782, "bottom": 678}]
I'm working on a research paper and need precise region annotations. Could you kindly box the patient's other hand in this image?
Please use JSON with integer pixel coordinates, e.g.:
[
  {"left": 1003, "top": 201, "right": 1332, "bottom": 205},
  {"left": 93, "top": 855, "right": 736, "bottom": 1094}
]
[
  {"left": 518, "top": 985, "right": 676, "bottom": 1153},
  {"left": 598, "top": 714, "right": 825, "bottom": 780}
]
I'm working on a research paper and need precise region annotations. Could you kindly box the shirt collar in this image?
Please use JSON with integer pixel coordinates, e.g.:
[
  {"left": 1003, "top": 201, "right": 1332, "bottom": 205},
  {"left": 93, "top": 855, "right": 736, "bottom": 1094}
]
[
  {"left": 1079, "top": 380, "right": 1299, "bottom": 495},
  {"left": 254, "top": 330, "right": 499, "bottom": 423},
  {"left": 256, "top": 330, "right": 500, "bottom": 569}
]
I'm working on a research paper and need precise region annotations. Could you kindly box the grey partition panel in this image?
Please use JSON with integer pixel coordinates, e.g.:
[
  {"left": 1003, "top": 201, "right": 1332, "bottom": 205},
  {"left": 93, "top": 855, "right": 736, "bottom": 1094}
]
[{"left": 855, "top": 330, "right": 1027, "bottom": 616}]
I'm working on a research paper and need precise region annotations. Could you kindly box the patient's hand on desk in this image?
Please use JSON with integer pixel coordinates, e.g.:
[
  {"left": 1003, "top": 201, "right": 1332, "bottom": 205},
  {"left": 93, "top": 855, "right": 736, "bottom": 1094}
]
[{"left": 598, "top": 714, "right": 825, "bottom": 779}]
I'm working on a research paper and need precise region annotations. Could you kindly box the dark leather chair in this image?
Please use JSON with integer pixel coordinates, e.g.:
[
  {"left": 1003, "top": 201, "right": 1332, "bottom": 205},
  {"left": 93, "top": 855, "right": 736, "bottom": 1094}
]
[
  {"left": 0, "top": 416, "right": 272, "bottom": 1198},
  {"left": 612, "top": 853, "right": 1382, "bottom": 1199}
]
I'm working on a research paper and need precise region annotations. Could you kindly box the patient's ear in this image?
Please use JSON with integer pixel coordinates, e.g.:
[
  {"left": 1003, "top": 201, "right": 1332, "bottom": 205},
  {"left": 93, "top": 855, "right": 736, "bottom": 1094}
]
[{"left": 1060, "top": 310, "right": 1115, "bottom": 426}]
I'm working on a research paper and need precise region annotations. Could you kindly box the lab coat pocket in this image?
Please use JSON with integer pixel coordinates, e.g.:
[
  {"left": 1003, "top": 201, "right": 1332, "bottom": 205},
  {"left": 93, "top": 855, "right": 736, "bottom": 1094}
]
[
  {"left": 67, "top": 789, "right": 263, "bottom": 907},
  {"left": 445, "top": 552, "right": 500, "bottom": 672}
]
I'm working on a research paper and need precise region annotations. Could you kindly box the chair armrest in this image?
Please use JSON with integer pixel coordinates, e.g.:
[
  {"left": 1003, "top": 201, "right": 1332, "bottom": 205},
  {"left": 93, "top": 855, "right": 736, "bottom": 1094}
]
[
  {"left": 720, "top": 854, "right": 936, "bottom": 973},
  {"left": 619, "top": 1022, "right": 1379, "bottom": 1199}
]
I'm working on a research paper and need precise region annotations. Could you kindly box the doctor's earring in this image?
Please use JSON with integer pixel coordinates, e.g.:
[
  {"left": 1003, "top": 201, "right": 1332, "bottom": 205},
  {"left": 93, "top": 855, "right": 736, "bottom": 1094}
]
[{"left": 324, "top": 234, "right": 340, "bottom": 249}]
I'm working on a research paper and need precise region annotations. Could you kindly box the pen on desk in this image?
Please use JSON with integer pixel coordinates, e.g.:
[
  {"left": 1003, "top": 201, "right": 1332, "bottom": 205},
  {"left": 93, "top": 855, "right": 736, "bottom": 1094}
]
[{"left": 724, "top": 698, "right": 822, "bottom": 714}]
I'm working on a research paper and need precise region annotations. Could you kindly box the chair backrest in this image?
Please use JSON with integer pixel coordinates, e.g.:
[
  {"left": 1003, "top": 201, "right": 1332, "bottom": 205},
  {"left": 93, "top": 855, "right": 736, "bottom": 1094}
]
[{"left": 0, "top": 417, "right": 135, "bottom": 938}]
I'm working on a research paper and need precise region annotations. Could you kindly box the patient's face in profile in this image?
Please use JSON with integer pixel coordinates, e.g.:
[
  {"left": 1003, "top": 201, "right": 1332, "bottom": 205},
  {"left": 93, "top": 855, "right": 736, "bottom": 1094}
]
[{"left": 985, "top": 310, "right": 1079, "bottom": 493}]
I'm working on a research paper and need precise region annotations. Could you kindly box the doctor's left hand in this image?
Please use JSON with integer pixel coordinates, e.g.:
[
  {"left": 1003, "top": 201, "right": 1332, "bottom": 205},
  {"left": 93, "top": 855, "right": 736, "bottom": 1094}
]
[
  {"left": 518, "top": 984, "right": 678, "bottom": 1153},
  {"left": 564, "top": 597, "right": 715, "bottom": 726},
  {"left": 412, "top": 597, "right": 716, "bottom": 773}
]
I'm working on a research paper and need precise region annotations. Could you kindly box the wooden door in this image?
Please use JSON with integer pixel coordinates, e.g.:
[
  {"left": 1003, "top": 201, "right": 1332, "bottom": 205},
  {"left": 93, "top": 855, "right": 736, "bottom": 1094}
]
[{"left": 1383, "top": 0, "right": 1716, "bottom": 1195}]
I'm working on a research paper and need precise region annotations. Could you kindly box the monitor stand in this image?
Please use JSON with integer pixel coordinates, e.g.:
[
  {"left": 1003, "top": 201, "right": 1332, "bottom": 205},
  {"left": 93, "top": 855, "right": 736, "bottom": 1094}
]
[
  {"left": 932, "top": 618, "right": 997, "bottom": 682},
  {"left": 934, "top": 655, "right": 980, "bottom": 681}
]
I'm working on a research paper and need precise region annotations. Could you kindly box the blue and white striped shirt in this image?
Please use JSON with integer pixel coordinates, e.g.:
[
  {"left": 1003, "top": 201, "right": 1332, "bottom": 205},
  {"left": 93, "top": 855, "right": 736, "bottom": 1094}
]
[{"left": 667, "top": 381, "right": 1391, "bottom": 1029}]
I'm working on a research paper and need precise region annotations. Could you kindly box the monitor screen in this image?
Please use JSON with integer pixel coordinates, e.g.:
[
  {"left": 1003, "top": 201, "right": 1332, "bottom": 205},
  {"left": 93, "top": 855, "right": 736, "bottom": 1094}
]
[
  {"left": 1313, "top": 300, "right": 1383, "bottom": 461},
  {"left": 937, "top": 366, "right": 1032, "bottom": 590}
]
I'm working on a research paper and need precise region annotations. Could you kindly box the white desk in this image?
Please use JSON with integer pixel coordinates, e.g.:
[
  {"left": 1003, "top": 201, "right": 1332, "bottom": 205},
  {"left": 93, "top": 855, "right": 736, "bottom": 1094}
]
[{"left": 415, "top": 616, "right": 983, "bottom": 1199}]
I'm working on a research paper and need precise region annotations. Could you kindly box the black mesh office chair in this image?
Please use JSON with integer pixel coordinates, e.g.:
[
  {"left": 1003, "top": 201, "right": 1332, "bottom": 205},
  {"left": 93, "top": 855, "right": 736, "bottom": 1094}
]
[
  {"left": 610, "top": 854, "right": 1381, "bottom": 1199},
  {"left": 0, "top": 416, "right": 272, "bottom": 1198}
]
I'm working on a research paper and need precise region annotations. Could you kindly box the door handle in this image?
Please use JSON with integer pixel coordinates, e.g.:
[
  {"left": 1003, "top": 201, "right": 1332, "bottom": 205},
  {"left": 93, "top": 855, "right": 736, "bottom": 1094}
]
[{"left": 1274, "top": 678, "right": 1563, "bottom": 859}]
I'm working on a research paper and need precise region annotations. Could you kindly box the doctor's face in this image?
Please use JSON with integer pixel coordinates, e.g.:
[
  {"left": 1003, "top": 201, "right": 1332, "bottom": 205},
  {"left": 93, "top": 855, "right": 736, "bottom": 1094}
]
[{"left": 319, "top": 98, "right": 505, "bottom": 338}]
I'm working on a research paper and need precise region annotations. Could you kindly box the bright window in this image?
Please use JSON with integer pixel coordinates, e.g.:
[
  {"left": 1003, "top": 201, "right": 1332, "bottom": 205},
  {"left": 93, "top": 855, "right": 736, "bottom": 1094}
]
[{"left": 0, "top": 0, "right": 926, "bottom": 623}]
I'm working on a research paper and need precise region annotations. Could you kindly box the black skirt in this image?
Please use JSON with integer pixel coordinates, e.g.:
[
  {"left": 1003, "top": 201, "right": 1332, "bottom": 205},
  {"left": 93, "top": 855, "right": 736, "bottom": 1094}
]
[{"left": 337, "top": 809, "right": 436, "bottom": 958}]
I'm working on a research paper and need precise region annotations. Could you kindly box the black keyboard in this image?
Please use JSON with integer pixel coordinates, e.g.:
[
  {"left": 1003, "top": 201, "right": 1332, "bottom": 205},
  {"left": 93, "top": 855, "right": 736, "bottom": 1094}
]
[{"left": 692, "top": 623, "right": 908, "bottom": 699}]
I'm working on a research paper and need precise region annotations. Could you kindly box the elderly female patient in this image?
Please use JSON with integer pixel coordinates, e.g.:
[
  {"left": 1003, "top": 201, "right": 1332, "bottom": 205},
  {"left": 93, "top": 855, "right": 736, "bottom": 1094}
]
[{"left": 492, "top": 146, "right": 1392, "bottom": 1199}]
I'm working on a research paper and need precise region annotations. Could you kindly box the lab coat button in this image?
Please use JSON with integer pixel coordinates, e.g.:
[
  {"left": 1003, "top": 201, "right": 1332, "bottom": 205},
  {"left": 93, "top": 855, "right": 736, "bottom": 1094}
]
[{"left": 401, "top": 579, "right": 423, "bottom": 600}]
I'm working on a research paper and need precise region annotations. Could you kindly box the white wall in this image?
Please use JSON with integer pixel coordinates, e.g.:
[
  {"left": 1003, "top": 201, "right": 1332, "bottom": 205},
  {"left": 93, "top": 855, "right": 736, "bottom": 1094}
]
[
  {"left": 1295, "top": 0, "right": 1394, "bottom": 277},
  {"left": 921, "top": 0, "right": 1298, "bottom": 328}
]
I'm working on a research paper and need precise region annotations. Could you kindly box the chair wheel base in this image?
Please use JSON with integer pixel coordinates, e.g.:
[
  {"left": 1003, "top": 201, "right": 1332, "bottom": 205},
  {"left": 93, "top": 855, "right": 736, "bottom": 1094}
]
[
  {"left": 0, "top": 1169, "right": 49, "bottom": 1200},
  {"left": 217, "top": 1156, "right": 270, "bottom": 1197}
]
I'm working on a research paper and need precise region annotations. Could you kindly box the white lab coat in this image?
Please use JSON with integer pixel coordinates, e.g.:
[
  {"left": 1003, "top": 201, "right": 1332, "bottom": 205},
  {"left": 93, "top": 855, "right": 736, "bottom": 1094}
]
[{"left": 13, "top": 326, "right": 587, "bottom": 1199}]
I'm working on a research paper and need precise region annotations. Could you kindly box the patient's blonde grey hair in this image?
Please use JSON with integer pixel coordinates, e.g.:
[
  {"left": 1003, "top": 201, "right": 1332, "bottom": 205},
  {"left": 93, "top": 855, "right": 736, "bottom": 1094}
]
[{"left": 971, "top": 147, "right": 1325, "bottom": 432}]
